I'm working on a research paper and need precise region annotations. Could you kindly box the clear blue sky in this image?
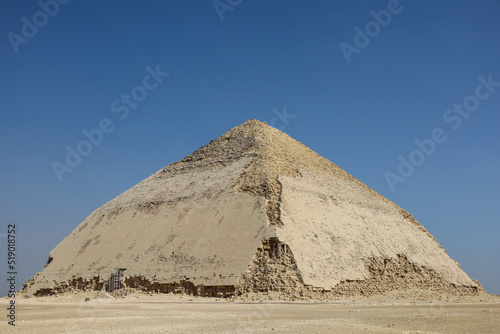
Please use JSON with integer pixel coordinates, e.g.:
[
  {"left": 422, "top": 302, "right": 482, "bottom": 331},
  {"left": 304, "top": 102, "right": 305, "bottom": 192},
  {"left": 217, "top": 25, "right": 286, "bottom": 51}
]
[{"left": 1, "top": 0, "right": 499, "bottom": 295}]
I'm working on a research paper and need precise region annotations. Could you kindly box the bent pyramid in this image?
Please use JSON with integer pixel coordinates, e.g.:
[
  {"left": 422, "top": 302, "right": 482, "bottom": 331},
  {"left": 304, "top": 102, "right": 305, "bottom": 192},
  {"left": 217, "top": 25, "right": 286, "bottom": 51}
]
[{"left": 25, "top": 120, "right": 482, "bottom": 298}]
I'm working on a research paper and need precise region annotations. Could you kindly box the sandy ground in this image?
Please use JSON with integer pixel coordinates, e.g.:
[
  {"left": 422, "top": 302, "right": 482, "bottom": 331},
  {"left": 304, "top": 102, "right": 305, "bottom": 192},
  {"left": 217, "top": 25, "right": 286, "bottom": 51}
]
[{"left": 1, "top": 292, "right": 499, "bottom": 333}]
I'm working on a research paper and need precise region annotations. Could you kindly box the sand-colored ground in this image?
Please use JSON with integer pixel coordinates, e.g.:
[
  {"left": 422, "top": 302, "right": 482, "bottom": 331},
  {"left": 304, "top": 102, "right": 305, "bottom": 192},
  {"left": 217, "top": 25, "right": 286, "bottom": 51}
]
[{"left": 1, "top": 292, "right": 499, "bottom": 333}]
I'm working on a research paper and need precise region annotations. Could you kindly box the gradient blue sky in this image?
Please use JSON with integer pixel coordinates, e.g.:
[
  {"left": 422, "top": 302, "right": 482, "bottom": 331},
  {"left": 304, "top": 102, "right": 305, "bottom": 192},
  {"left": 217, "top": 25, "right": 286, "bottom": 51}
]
[{"left": 1, "top": 0, "right": 499, "bottom": 295}]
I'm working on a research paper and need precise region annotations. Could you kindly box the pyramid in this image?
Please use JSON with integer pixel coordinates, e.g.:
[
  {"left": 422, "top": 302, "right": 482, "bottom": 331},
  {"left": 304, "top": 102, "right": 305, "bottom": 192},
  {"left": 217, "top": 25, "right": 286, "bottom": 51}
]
[{"left": 24, "top": 120, "right": 482, "bottom": 298}]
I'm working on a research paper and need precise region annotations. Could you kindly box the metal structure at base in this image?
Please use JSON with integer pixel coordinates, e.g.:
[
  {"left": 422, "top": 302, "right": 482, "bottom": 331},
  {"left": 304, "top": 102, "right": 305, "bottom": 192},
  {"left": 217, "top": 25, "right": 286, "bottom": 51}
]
[{"left": 106, "top": 268, "right": 126, "bottom": 293}]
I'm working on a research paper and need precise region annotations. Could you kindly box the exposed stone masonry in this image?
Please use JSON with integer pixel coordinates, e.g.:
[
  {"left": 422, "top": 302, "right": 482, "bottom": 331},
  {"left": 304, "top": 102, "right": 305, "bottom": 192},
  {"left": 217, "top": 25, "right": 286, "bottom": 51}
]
[
  {"left": 22, "top": 237, "right": 481, "bottom": 299},
  {"left": 236, "top": 238, "right": 481, "bottom": 300}
]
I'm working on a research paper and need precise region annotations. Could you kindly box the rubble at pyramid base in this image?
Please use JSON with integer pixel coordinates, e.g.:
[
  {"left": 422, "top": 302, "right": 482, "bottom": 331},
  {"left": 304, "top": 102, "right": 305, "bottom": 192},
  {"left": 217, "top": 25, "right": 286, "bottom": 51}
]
[{"left": 22, "top": 238, "right": 482, "bottom": 300}]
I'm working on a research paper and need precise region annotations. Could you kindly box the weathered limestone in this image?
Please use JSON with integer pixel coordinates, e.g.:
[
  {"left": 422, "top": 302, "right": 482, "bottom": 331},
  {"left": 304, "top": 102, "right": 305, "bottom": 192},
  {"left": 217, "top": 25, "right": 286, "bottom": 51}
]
[{"left": 23, "top": 119, "right": 483, "bottom": 298}]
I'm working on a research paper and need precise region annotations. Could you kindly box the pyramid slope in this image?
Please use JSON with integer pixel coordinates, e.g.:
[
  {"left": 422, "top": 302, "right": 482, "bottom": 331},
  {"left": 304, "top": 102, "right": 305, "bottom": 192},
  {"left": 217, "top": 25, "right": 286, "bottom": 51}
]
[
  {"left": 278, "top": 168, "right": 472, "bottom": 289},
  {"left": 27, "top": 157, "right": 268, "bottom": 295},
  {"left": 24, "top": 120, "right": 481, "bottom": 297}
]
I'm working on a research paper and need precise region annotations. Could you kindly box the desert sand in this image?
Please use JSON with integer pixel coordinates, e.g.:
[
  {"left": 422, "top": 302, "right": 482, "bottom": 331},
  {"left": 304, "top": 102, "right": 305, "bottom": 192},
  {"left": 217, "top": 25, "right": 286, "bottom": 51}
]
[{"left": 1, "top": 291, "right": 499, "bottom": 333}]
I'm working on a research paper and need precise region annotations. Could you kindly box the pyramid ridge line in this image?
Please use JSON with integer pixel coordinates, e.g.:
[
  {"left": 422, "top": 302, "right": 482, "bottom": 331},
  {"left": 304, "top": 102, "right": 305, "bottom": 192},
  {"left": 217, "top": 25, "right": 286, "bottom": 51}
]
[{"left": 144, "top": 119, "right": 438, "bottom": 245}]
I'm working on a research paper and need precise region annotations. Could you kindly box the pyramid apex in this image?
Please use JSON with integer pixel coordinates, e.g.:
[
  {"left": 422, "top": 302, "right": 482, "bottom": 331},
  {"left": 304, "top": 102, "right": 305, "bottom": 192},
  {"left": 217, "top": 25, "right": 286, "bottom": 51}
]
[
  {"left": 241, "top": 119, "right": 266, "bottom": 125},
  {"left": 233, "top": 119, "right": 270, "bottom": 129}
]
